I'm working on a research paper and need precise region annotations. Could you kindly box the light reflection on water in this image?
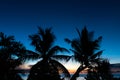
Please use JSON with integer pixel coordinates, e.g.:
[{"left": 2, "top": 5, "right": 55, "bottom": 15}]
[
  {"left": 20, "top": 73, "right": 120, "bottom": 80},
  {"left": 18, "top": 73, "right": 29, "bottom": 80}
]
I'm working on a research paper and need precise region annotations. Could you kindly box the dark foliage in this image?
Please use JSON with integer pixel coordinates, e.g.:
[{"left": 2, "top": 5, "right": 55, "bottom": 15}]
[
  {"left": 65, "top": 27, "right": 103, "bottom": 80},
  {"left": 86, "top": 59, "right": 113, "bottom": 80},
  {"left": 27, "top": 60, "right": 61, "bottom": 80},
  {"left": 27, "top": 27, "right": 70, "bottom": 80},
  {"left": 0, "top": 32, "right": 25, "bottom": 80}
]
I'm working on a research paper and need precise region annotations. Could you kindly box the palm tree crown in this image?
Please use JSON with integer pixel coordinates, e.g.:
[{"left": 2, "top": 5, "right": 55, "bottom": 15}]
[
  {"left": 27, "top": 27, "right": 70, "bottom": 80},
  {"left": 65, "top": 27, "right": 103, "bottom": 80},
  {"left": 0, "top": 32, "right": 27, "bottom": 80}
]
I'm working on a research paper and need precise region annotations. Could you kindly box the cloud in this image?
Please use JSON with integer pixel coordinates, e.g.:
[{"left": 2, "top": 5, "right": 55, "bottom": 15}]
[{"left": 16, "top": 64, "right": 31, "bottom": 70}]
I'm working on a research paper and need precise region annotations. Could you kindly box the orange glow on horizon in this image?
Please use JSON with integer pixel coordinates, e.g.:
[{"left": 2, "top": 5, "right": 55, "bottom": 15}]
[
  {"left": 18, "top": 59, "right": 89, "bottom": 74},
  {"left": 62, "top": 59, "right": 80, "bottom": 74},
  {"left": 67, "top": 68, "right": 88, "bottom": 74},
  {"left": 16, "top": 64, "right": 31, "bottom": 70}
]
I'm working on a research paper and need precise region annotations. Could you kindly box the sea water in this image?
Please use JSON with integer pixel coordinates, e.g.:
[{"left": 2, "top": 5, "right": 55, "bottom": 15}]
[{"left": 20, "top": 73, "right": 120, "bottom": 80}]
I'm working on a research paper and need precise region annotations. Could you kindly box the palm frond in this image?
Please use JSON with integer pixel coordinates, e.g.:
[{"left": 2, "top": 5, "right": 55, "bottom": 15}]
[
  {"left": 38, "top": 27, "right": 45, "bottom": 37},
  {"left": 69, "top": 49, "right": 82, "bottom": 62},
  {"left": 52, "top": 55, "right": 71, "bottom": 62},
  {"left": 50, "top": 59, "right": 70, "bottom": 77},
  {"left": 47, "top": 46, "right": 69, "bottom": 57},
  {"left": 90, "top": 50, "right": 103, "bottom": 60},
  {"left": 38, "top": 27, "right": 55, "bottom": 45},
  {"left": 93, "top": 36, "right": 102, "bottom": 50},
  {"left": 30, "top": 27, "right": 56, "bottom": 54},
  {"left": 0, "top": 32, "right": 14, "bottom": 46},
  {"left": 64, "top": 38, "right": 71, "bottom": 44},
  {"left": 21, "top": 50, "right": 41, "bottom": 61},
  {"left": 71, "top": 40, "right": 81, "bottom": 53},
  {"left": 29, "top": 34, "right": 43, "bottom": 52},
  {"left": 76, "top": 28, "right": 81, "bottom": 38}
]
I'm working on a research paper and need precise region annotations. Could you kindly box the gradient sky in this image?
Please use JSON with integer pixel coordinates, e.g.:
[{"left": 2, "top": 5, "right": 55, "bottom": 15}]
[{"left": 0, "top": 0, "right": 120, "bottom": 66}]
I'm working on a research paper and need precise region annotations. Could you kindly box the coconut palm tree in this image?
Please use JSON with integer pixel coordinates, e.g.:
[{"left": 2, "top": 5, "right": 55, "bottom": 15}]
[
  {"left": 0, "top": 32, "right": 39, "bottom": 80},
  {"left": 65, "top": 27, "right": 103, "bottom": 80},
  {"left": 0, "top": 32, "right": 27, "bottom": 80},
  {"left": 86, "top": 59, "right": 113, "bottom": 80},
  {"left": 27, "top": 27, "right": 70, "bottom": 80},
  {"left": 96, "top": 59, "right": 113, "bottom": 80}
]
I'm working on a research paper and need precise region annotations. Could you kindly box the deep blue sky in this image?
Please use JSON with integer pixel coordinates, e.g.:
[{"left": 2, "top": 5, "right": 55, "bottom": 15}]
[{"left": 0, "top": 0, "right": 120, "bottom": 63}]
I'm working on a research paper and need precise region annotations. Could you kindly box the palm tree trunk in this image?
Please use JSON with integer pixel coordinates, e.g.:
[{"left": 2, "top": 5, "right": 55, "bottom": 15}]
[{"left": 70, "top": 66, "right": 87, "bottom": 80}]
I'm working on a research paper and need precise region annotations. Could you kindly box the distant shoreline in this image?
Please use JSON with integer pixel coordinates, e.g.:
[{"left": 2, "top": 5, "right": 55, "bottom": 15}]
[{"left": 20, "top": 73, "right": 120, "bottom": 80}]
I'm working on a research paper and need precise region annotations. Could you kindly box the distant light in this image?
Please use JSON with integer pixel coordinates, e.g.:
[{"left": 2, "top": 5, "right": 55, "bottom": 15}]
[{"left": 77, "top": 77, "right": 86, "bottom": 80}]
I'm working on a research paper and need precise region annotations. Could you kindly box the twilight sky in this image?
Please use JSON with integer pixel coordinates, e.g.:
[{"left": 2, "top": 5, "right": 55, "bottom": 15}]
[{"left": 0, "top": 0, "right": 120, "bottom": 64}]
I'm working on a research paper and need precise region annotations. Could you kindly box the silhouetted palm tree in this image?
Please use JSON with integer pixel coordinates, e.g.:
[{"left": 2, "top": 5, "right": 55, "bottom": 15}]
[
  {"left": 97, "top": 59, "right": 113, "bottom": 80},
  {"left": 27, "top": 27, "right": 70, "bottom": 80},
  {"left": 86, "top": 59, "right": 113, "bottom": 80},
  {"left": 0, "top": 32, "right": 27, "bottom": 80},
  {"left": 65, "top": 27, "right": 103, "bottom": 80}
]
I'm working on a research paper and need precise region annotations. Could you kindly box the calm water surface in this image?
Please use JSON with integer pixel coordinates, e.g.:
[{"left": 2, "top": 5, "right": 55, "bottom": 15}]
[{"left": 20, "top": 73, "right": 120, "bottom": 80}]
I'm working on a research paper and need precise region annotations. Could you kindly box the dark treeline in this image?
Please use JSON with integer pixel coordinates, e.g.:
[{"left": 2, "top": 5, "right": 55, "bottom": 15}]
[{"left": 0, "top": 27, "right": 119, "bottom": 80}]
